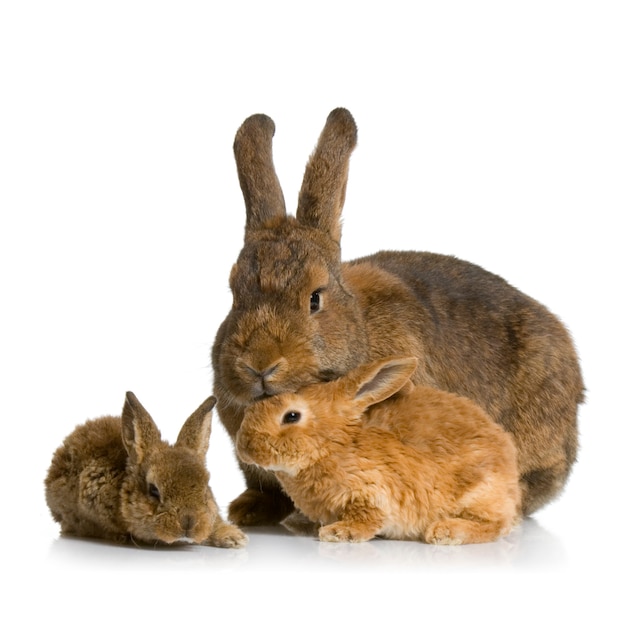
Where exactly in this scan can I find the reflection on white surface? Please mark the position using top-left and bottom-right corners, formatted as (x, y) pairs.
(29, 509), (615, 625)
(46, 516), (565, 573)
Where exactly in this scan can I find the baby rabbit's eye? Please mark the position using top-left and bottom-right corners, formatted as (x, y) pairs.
(148, 483), (161, 501)
(282, 411), (301, 424)
(310, 290), (322, 313)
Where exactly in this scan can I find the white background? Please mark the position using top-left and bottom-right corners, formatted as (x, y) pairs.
(1, 1), (624, 624)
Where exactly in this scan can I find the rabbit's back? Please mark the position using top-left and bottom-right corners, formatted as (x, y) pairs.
(369, 385), (517, 471)
(349, 250), (581, 403)
(47, 416), (126, 478)
(354, 250), (583, 400)
(368, 383), (509, 446)
(45, 416), (127, 538)
(361, 391), (520, 539)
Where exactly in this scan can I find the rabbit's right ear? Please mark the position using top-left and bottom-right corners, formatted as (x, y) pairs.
(175, 396), (216, 458)
(121, 391), (162, 464)
(296, 108), (358, 244)
(234, 113), (287, 236)
(350, 357), (418, 410)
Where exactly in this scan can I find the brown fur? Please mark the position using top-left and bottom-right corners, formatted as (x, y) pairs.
(212, 108), (584, 525)
(236, 357), (521, 544)
(45, 392), (247, 548)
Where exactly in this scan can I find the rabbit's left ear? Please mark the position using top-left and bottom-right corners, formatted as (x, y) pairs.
(350, 357), (418, 410)
(234, 113), (287, 235)
(296, 108), (358, 244)
(121, 391), (163, 464)
(175, 396), (216, 457)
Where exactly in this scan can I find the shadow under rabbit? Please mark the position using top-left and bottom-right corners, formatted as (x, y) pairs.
(314, 517), (566, 571)
(279, 509), (566, 566)
(46, 533), (249, 571)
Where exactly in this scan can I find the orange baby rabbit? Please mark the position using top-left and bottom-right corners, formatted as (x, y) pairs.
(45, 392), (247, 548)
(236, 357), (521, 544)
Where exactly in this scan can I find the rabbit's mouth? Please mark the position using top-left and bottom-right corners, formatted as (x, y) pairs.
(250, 371), (337, 401)
(251, 386), (281, 401)
(248, 374), (315, 401)
(251, 373), (280, 399)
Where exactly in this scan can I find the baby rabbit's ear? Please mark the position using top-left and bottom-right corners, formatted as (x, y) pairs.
(121, 392), (163, 464)
(234, 113), (287, 235)
(175, 396), (216, 457)
(296, 108), (358, 244)
(351, 357), (418, 410)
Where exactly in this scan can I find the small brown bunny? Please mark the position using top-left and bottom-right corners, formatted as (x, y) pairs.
(45, 392), (247, 548)
(213, 108), (584, 525)
(236, 357), (521, 544)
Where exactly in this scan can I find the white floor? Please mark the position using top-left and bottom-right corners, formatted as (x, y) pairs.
(3, 2), (624, 624)
(24, 511), (607, 621)
(18, 497), (621, 624)
(41, 515), (564, 574)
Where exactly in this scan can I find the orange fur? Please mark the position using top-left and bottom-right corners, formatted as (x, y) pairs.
(45, 393), (247, 548)
(236, 357), (521, 544)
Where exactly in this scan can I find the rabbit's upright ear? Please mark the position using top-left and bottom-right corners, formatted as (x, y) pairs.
(234, 113), (287, 235)
(175, 396), (216, 457)
(350, 357), (418, 410)
(121, 392), (163, 464)
(296, 108), (358, 244)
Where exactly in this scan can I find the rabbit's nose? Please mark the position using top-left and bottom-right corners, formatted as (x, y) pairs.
(244, 360), (284, 397)
(246, 363), (279, 380)
(181, 514), (196, 535)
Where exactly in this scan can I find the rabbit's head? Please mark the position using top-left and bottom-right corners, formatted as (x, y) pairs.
(119, 392), (220, 544)
(236, 357), (418, 474)
(214, 109), (368, 407)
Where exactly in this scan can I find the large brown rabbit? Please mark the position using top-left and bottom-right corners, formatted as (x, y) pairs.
(212, 108), (584, 526)
(236, 357), (522, 544)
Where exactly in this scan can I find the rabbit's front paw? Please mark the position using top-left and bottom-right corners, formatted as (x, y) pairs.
(424, 519), (466, 545)
(206, 522), (248, 549)
(318, 521), (376, 543)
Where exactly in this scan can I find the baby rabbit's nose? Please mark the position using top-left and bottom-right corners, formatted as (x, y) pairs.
(181, 514), (196, 535)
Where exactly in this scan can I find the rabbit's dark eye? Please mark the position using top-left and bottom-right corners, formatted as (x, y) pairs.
(310, 290), (322, 313)
(148, 483), (161, 500)
(282, 411), (301, 424)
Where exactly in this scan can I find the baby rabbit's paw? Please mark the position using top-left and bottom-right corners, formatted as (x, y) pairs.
(318, 521), (375, 543)
(206, 520), (249, 549)
(424, 519), (465, 545)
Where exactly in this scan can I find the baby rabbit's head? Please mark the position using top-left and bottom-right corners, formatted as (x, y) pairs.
(235, 393), (321, 474)
(120, 392), (220, 544)
(236, 357), (418, 475)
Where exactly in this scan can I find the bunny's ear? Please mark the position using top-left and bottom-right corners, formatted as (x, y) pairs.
(175, 396), (216, 457)
(296, 108), (358, 244)
(121, 392), (163, 464)
(350, 357), (418, 409)
(234, 113), (287, 235)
